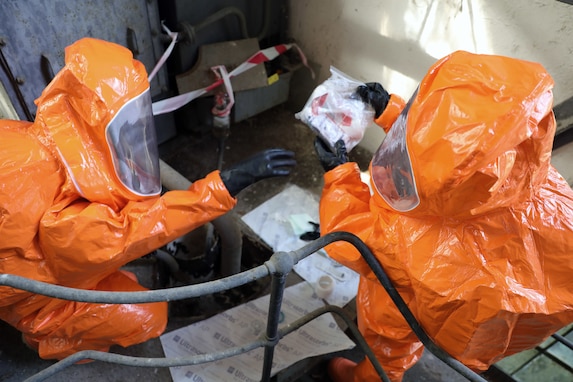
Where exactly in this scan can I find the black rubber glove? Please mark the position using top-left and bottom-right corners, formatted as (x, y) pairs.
(314, 137), (348, 172)
(220, 149), (296, 197)
(356, 82), (390, 118)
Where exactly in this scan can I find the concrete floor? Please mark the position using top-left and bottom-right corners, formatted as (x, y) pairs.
(6, 102), (572, 381)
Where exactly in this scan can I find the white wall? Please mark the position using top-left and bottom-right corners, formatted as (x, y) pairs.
(288, 0), (573, 153)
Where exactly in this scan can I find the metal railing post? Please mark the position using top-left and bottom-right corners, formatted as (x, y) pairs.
(1, 232), (490, 382)
(261, 251), (294, 381)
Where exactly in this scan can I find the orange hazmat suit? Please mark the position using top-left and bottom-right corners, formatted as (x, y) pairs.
(319, 51), (573, 381)
(0, 38), (236, 359)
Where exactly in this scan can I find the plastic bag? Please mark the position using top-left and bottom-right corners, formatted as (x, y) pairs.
(295, 66), (374, 152)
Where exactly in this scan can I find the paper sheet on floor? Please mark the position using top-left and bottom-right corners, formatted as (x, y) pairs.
(160, 282), (355, 382)
(241, 185), (359, 307)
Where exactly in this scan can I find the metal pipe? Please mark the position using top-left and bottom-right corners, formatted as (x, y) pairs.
(159, 159), (192, 190)
(195, 7), (250, 39)
(3, 231), (487, 381)
(159, 159), (243, 276)
(0, 266), (269, 304)
(216, 136), (225, 170)
(261, 253), (289, 381)
(179, 6), (250, 45)
(552, 333), (573, 351)
(25, 338), (268, 382)
(255, 0), (272, 41)
(178, 1), (272, 45)
(214, 210), (243, 277)
(23, 305), (387, 382)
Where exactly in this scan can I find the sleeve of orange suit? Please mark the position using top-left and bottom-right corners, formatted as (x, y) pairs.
(319, 162), (375, 277)
(38, 170), (236, 287)
(320, 162), (424, 380)
(373, 94), (406, 133)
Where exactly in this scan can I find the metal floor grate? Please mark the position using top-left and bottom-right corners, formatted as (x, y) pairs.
(493, 325), (573, 382)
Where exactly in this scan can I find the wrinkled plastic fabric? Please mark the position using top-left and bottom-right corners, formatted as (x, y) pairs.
(295, 66), (375, 152)
(0, 38), (236, 359)
(319, 51), (573, 382)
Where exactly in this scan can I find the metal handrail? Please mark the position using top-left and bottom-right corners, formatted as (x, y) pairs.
(0, 231), (486, 382)
(23, 305), (385, 382)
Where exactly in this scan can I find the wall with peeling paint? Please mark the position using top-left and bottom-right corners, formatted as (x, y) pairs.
(288, 0), (573, 153)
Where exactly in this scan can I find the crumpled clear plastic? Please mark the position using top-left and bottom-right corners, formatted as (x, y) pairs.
(295, 66), (375, 152)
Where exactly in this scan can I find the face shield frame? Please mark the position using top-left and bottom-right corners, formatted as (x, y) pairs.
(105, 88), (161, 197)
(371, 89), (420, 212)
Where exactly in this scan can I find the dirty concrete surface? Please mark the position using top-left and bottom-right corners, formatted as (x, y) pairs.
(0, 104), (472, 382)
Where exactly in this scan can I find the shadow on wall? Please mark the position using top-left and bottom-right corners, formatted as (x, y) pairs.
(288, 0), (483, 85)
(287, 0), (437, 112)
(335, 21), (437, 87)
(288, 0), (573, 151)
(288, 0), (466, 153)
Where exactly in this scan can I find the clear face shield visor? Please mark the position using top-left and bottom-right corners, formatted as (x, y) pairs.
(371, 90), (419, 212)
(106, 89), (161, 196)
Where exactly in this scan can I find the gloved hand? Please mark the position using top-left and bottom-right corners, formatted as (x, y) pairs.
(314, 137), (348, 172)
(356, 82), (390, 118)
(220, 149), (296, 196)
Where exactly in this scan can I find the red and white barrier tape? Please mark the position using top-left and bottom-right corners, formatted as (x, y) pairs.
(148, 22), (178, 82)
(150, 33), (314, 116)
(210, 65), (234, 117)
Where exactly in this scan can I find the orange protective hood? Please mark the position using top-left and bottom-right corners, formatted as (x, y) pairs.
(374, 51), (555, 218)
(34, 38), (152, 209)
(320, 51), (573, 379)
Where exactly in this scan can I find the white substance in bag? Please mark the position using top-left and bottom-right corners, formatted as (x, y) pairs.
(295, 66), (374, 151)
